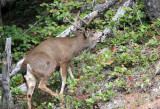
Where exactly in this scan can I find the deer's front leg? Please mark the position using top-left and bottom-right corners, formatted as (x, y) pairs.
(59, 63), (68, 95)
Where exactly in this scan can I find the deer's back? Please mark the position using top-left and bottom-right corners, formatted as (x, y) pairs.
(22, 37), (74, 77)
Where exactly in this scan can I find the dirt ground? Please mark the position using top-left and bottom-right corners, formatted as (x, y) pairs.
(101, 75), (160, 109)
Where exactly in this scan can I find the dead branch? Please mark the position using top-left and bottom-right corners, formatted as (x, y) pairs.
(10, 58), (25, 78)
(1, 37), (12, 109)
(73, 0), (133, 61)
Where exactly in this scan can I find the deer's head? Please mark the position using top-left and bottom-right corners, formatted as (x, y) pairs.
(66, 12), (103, 45)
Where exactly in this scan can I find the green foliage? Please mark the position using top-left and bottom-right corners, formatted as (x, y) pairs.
(11, 86), (24, 97)
(11, 86), (26, 106)
(145, 36), (159, 47)
(0, 25), (38, 62)
(32, 0), (89, 38)
(10, 74), (24, 87)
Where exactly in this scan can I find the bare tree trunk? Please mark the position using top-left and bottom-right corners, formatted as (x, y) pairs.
(1, 37), (12, 109)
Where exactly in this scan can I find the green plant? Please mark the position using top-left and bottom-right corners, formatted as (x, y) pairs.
(145, 36), (159, 47)
(10, 74), (24, 87)
(11, 86), (25, 103)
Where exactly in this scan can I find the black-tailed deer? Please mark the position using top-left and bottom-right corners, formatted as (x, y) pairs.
(22, 12), (103, 109)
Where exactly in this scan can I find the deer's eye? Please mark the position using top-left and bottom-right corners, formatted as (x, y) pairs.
(93, 31), (96, 34)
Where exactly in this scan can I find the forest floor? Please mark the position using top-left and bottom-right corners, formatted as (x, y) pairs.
(101, 73), (160, 109)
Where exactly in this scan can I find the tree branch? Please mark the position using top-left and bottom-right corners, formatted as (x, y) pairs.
(10, 58), (25, 78)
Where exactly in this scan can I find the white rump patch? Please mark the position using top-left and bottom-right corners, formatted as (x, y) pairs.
(24, 64), (36, 88)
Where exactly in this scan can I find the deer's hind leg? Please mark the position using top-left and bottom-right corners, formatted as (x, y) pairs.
(25, 64), (36, 109)
(38, 77), (59, 97)
(38, 64), (59, 97)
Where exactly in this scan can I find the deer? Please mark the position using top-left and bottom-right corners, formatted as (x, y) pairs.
(21, 12), (103, 109)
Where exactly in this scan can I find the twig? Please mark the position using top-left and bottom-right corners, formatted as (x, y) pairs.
(133, 3), (143, 25)
(22, 13), (49, 36)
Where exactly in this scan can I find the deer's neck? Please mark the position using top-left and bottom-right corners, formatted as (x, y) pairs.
(70, 34), (89, 56)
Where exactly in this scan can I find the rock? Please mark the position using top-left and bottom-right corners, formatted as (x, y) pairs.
(144, 0), (160, 21)
(155, 61), (160, 75)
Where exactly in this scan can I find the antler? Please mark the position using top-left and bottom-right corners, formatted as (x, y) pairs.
(66, 12), (85, 32)
(78, 12), (94, 28)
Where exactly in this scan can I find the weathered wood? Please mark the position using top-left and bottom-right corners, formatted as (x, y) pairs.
(112, 0), (133, 21)
(16, 83), (27, 93)
(0, 58), (25, 88)
(10, 58), (25, 78)
(1, 37), (12, 109)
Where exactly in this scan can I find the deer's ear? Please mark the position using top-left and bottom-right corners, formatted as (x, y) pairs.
(84, 31), (89, 38)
